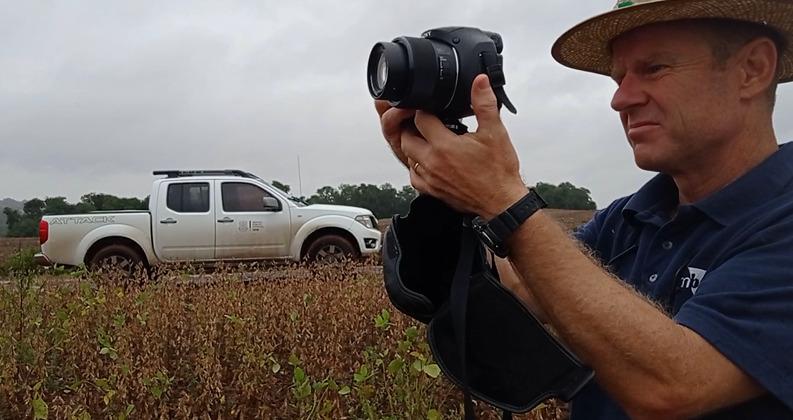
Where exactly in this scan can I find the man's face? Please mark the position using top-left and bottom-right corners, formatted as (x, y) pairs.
(609, 22), (743, 175)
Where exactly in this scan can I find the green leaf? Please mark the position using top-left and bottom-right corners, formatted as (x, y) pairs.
(312, 380), (328, 391)
(271, 361), (281, 374)
(422, 364), (441, 379)
(387, 358), (404, 376)
(427, 409), (441, 420)
(353, 365), (370, 383)
(405, 326), (419, 340)
(288, 353), (301, 366)
(328, 379), (339, 391)
(338, 385), (351, 395)
(95, 378), (110, 391)
(32, 397), (48, 419)
(374, 309), (391, 329)
(103, 390), (115, 406)
(411, 359), (423, 372)
(293, 367), (306, 384)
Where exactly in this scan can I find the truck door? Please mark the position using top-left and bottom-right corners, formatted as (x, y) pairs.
(153, 181), (215, 261)
(214, 180), (291, 259)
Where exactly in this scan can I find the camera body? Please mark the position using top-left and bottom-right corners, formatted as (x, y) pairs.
(367, 27), (516, 129)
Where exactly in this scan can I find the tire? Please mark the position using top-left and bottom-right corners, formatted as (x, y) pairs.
(305, 234), (358, 263)
(89, 244), (147, 277)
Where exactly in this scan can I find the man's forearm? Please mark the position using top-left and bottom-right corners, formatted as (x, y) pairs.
(505, 210), (762, 418)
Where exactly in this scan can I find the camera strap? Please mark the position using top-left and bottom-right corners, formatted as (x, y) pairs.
(450, 219), (476, 419)
(480, 51), (517, 114)
(451, 220), (514, 420)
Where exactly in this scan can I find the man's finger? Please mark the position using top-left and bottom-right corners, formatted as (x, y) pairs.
(470, 74), (503, 133)
(400, 129), (431, 166)
(409, 166), (433, 196)
(414, 110), (456, 144)
(381, 107), (415, 139)
(375, 100), (391, 118)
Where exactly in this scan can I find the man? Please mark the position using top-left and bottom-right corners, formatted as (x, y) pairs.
(375, 0), (793, 418)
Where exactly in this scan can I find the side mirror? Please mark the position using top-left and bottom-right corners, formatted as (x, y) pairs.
(263, 196), (281, 211)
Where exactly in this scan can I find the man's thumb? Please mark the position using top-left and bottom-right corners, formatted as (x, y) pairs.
(471, 74), (501, 130)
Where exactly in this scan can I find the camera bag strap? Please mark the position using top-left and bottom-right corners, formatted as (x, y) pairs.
(449, 219), (514, 419)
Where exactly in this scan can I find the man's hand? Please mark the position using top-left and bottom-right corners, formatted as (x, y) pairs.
(375, 100), (415, 169)
(398, 74), (528, 219)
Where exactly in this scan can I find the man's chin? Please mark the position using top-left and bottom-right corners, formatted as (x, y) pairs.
(632, 151), (666, 173)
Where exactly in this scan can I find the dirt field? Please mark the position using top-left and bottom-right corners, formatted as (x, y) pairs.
(0, 237), (38, 262)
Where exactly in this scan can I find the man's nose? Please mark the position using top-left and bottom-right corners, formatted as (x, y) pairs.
(610, 73), (647, 112)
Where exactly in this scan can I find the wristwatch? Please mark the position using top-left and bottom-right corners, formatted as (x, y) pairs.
(471, 189), (547, 258)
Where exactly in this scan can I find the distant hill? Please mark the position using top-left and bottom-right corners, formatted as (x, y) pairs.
(0, 198), (25, 236)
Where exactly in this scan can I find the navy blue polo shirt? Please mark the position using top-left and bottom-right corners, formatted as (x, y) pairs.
(570, 143), (793, 419)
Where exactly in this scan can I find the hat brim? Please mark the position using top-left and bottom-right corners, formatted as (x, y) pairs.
(551, 0), (793, 82)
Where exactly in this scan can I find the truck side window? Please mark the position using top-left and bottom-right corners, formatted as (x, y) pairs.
(222, 182), (281, 212)
(167, 183), (210, 213)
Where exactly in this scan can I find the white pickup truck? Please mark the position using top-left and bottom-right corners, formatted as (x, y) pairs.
(35, 170), (382, 271)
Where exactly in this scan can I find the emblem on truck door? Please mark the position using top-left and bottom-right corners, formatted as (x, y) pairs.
(49, 216), (116, 225)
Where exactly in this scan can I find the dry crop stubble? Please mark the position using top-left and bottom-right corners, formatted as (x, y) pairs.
(0, 260), (569, 419)
(0, 207), (594, 418)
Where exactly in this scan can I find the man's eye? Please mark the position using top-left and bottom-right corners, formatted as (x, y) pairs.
(647, 64), (668, 74)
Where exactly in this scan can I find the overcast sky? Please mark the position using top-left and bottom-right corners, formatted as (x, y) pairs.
(2, 0), (793, 209)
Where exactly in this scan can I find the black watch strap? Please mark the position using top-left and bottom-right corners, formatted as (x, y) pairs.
(473, 189), (547, 257)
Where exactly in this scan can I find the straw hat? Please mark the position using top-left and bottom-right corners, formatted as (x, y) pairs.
(551, 0), (793, 82)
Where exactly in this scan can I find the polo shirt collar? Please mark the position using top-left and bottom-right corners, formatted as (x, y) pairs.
(694, 142), (793, 226)
(622, 173), (678, 227)
(622, 142), (793, 227)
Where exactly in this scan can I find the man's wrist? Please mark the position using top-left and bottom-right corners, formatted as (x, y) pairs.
(481, 184), (530, 221)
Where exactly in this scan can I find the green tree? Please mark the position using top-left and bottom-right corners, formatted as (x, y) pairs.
(4, 208), (37, 237)
(271, 180), (291, 193)
(4, 193), (150, 237)
(534, 181), (597, 210)
(22, 199), (46, 220)
(307, 183), (416, 219)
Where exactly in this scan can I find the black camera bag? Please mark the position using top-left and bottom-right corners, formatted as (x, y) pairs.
(382, 195), (593, 418)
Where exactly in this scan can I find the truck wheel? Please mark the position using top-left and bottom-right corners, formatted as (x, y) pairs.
(305, 235), (357, 263)
(89, 244), (146, 277)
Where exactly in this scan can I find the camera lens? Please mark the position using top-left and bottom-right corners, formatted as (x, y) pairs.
(367, 42), (408, 100)
(376, 54), (388, 91)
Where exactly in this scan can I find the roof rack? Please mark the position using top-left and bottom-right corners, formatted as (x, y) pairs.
(153, 170), (259, 179)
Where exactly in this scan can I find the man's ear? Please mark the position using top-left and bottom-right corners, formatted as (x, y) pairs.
(735, 37), (778, 101)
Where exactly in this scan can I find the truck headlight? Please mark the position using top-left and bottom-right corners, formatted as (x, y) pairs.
(355, 215), (375, 229)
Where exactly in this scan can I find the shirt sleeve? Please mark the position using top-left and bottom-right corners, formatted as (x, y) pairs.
(674, 223), (793, 411)
(573, 208), (605, 248)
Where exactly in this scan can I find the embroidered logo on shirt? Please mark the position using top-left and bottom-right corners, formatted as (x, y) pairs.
(679, 267), (707, 295)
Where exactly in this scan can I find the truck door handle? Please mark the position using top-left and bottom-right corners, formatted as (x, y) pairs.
(217, 217), (234, 223)
(160, 218), (177, 224)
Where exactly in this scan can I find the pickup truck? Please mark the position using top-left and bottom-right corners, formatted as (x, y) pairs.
(35, 170), (382, 271)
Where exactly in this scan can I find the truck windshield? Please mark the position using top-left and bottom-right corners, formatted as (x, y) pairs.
(288, 196), (308, 207)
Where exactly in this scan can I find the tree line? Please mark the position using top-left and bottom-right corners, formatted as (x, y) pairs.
(2, 181), (595, 237)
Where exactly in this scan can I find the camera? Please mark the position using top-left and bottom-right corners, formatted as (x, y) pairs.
(367, 27), (516, 133)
